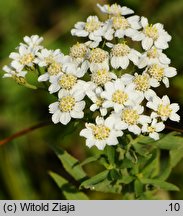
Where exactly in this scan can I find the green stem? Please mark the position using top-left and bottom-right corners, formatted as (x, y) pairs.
(24, 83), (38, 90)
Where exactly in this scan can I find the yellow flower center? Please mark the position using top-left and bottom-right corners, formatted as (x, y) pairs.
(121, 109), (139, 125)
(48, 62), (62, 75)
(147, 47), (158, 58)
(133, 74), (150, 92)
(108, 4), (121, 16)
(89, 48), (108, 63)
(157, 104), (172, 117)
(91, 69), (111, 86)
(59, 96), (75, 112)
(13, 75), (26, 85)
(45, 55), (55, 64)
(20, 53), (34, 65)
(112, 16), (130, 30)
(148, 64), (164, 81)
(85, 18), (101, 32)
(70, 43), (87, 59)
(144, 25), (159, 40)
(147, 126), (156, 133)
(112, 90), (128, 105)
(59, 74), (77, 90)
(111, 43), (130, 57)
(96, 97), (104, 107)
(91, 125), (110, 140)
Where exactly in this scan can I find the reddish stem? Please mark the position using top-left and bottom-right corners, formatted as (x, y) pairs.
(0, 120), (52, 146)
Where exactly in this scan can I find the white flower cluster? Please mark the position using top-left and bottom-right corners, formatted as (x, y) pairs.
(3, 35), (43, 82)
(3, 3), (180, 150)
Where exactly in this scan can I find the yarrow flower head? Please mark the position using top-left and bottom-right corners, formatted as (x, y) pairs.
(89, 48), (109, 72)
(142, 116), (165, 140)
(110, 105), (151, 135)
(37, 49), (71, 82)
(49, 87), (86, 125)
(2, 3), (180, 151)
(133, 17), (172, 50)
(80, 116), (123, 150)
(147, 95), (180, 122)
(71, 16), (104, 48)
(21, 35), (44, 50)
(97, 3), (134, 17)
(109, 42), (140, 69)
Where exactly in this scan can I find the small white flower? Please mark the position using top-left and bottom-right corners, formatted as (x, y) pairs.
(90, 68), (116, 87)
(37, 49), (70, 82)
(146, 63), (177, 87)
(80, 116), (123, 150)
(35, 48), (64, 67)
(138, 46), (171, 68)
(133, 17), (171, 50)
(3, 65), (27, 78)
(89, 48), (109, 72)
(21, 35), (43, 51)
(69, 42), (89, 65)
(121, 73), (158, 100)
(71, 16), (104, 46)
(104, 15), (141, 40)
(109, 42), (141, 69)
(97, 3), (134, 16)
(49, 87), (86, 125)
(146, 95), (180, 122)
(142, 117), (165, 140)
(111, 105), (151, 135)
(86, 87), (107, 116)
(101, 79), (142, 112)
(9, 45), (37, 71)
(48, 63), (87, 94)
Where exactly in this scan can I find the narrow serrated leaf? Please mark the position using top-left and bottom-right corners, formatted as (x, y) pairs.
(141, 150), (160, 178)
(106, 146), (115, 165)
(134, 179), (144, 197)
(52, 146), (87, 182)
(140, 178), (179, 191)
(170, 146), (183, 168)
(80, 170), (109, 189)
(49, 172), (89, 200)
(155, 132), (183, 150)
(80, 156), (100, 167)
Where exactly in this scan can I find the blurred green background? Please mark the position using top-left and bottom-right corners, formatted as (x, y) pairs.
(0, 0), (182, 199)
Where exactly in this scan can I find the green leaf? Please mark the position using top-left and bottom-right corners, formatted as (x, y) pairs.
(120, 158), (134, 169)
(141, 150), (160, 178)
(80, 170), (109, 189)
(106, 146), (115, 165)
(133, 142), (154, 156)
(118, 169), (134, 184)
(157, 158), (172, 181)
(89, 179), (122, 194)
(126, 150), (138, 163)
(49, 172), (89, 200)
(134, 179), (144, 197)
(140, 178), (179, 191)
(98, 156), (109, 168)
(80, 170), (122, 194)
(80, 155), (100, 167)
(155, 132), (183, 150)
(52, 146), (87, 182)
(170, 145), (183, 168)
(108, 169), (121, 181)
